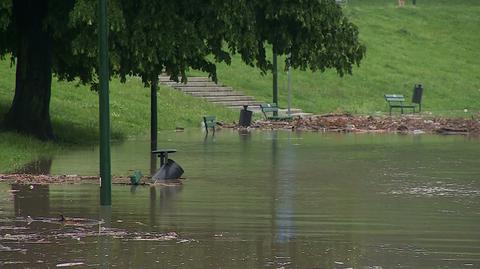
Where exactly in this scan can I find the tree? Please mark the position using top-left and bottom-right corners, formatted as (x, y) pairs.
(0, 0), (365, 140)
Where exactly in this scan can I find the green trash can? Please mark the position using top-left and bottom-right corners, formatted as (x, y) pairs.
(129, 170), (143, 185)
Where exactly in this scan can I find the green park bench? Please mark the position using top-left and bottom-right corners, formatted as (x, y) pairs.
(384, 84), (423, 115)
(260, 103), (293, 121)
(203, 116), (216, 134)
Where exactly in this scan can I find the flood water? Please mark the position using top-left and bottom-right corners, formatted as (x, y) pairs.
(1, 130), (479, 268)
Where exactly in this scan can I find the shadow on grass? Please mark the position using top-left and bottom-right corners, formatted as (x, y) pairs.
(0, 101), (125, 145)
(52, 120), (125, 145)
(0, 100), (8, 122)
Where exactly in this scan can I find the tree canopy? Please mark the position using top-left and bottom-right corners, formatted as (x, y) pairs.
(0, 0), (365, 139)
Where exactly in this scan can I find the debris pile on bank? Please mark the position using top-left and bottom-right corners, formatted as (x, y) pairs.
(0, 173), (185, 185)
(0, 174), (126, 184)
(241, 114), (480, 135)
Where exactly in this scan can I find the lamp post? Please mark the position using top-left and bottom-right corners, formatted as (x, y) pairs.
(98, 0), (111, 206)
(287, 54), (292, 117)
(272, 51), (278, 116)
(150, 77), (158, 152)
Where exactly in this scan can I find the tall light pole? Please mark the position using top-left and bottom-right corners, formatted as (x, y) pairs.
(272, 50), (278, 116)
(287, 55), (292, 117)
(150, 77), (158, 152)
(98, 0), (111, 206)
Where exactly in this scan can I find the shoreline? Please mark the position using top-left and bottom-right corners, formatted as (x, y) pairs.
(228, 114), (480, 136)
(0, 174), (183, 185)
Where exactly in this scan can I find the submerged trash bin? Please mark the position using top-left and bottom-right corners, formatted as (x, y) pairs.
(152, 159), (184, 180)
(239, 105), (252, 127)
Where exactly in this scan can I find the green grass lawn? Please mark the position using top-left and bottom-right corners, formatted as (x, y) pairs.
(193, 0), (480, 116)
(1, 0), (479, 172)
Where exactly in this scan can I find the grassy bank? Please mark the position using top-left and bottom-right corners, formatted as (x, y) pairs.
(194, 0), (480, 116)
(0, 60), (237, 172)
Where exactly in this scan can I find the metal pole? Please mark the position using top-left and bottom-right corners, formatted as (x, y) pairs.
(287, 55), (292, 117)
(150, 77), (158, 152)
(98, 0), (111, 206)
(272, 50), (278, 116)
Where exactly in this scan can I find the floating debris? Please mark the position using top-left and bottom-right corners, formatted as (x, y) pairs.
(56, 262), (85, 267)
(0, 243), (27, 253)
(1, 216), (184, 244)
(24, 215), (104, 227)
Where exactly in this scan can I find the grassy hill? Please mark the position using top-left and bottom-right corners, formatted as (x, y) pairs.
(198, 0), (480, 115)
(1, 0), (479, 171)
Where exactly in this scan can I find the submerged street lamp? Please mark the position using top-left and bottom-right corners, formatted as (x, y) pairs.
(98, 0), (111, 206)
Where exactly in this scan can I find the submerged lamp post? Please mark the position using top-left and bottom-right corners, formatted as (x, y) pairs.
(98, 0), (111, 206)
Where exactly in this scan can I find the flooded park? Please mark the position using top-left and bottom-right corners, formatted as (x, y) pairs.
(1, 130), (479, 268)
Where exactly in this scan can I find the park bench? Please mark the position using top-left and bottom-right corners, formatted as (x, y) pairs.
(203, 116), (216, 133)
(384, 84), (423, 115)
(260, 103), (293, 121)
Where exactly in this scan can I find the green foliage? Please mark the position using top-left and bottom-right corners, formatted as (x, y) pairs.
(0, 0), (364, 87)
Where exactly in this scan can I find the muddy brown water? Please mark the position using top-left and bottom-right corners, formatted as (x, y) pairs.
(1, 130), (479, 268)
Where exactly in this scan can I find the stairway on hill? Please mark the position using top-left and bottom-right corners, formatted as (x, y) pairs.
(159, 75), (312, 118)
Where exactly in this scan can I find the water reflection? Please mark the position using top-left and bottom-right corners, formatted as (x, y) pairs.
(274, 132), (296, 244)
(99, 206), (112, 269)
(149, 184), (183, 227)
(268, 131), (298, 267)
(1, 130), (479, 268)
(12, 184), (49, 217)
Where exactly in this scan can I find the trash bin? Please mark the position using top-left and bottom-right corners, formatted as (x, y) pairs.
(239, 105), (252, 127)
(152, 159), (184, 180)
(413, 84), (423, 112)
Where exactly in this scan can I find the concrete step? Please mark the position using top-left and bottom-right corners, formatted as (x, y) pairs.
(202, 96), (255, 102)
(214, 100), (262, 107)
(159, 76), (211, 83)
(177, 87), (233, 92)
(228, 105), (261, 111)
(189, 91), (244, 97)
(164, 81), (219, 87)
(161, 76), (311, 117)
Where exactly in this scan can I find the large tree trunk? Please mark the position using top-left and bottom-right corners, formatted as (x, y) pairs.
(3, 0), (53, 140)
